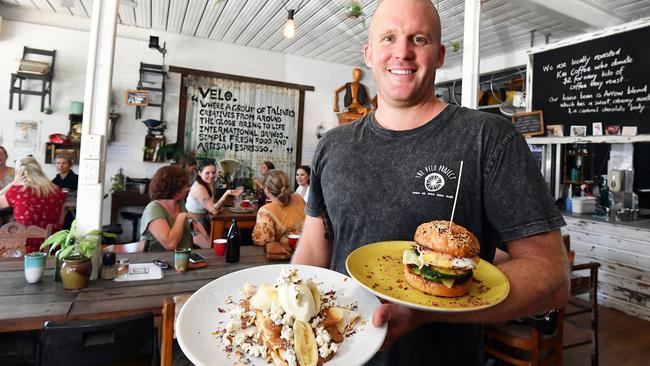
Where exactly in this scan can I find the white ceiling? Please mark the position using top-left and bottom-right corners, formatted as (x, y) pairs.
(1, 0), (649, 70)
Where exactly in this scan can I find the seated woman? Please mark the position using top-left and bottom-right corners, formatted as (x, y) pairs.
(140, 165), (205, 251)
(51, 154), (78, 192)
(252, 170), (306, 254)
(251, 161), (275, 192)
(186, 159), (241, 239)
(0, 146), (15, 193)
(0, 156), (67, 253)
(295, 165), (311, 203)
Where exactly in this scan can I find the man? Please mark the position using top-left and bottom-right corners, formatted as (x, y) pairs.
(292, 0), (569, 364)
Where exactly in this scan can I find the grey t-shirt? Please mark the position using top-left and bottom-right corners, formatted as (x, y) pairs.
(307, 105), (565, 365)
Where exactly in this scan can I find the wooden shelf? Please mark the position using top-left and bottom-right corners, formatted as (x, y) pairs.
(45, 142), (80, 164)
(527, 135), (650, 144)
(143, 135), (165, 162)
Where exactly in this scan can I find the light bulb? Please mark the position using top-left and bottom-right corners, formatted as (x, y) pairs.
(284, 9), (296, 39)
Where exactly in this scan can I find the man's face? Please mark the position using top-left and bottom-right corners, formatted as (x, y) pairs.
(364, 0), (445, 108)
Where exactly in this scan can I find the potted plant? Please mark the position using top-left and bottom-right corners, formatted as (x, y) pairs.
(40, 220), (115, 289)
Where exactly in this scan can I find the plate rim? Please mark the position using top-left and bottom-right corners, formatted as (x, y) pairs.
(345, 241), (510, 313)
(176, 263), (387, 366)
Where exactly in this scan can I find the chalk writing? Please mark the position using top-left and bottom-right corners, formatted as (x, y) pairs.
(190, 87), (296, 155)
(532, 25), (650, 133)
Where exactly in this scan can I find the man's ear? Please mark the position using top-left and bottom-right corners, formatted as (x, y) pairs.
(363, 44), (372, 68)
(435, 43), (446, 69)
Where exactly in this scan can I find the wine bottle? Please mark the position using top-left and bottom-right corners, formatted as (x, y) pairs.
(257, 189), (266, 209)
(226, 218), (241, 263)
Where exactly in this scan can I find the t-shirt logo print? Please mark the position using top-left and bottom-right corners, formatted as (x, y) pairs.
(413, 163), (458, 199)
(424, 172), (445, 192)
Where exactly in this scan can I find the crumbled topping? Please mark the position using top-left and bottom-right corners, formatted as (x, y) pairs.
(315, 327), (331, 347)
(215, 267), (359, 365)
(319, 342), (338, 359)
(241, 282), (257, 299)
(283, 348), (297, 366)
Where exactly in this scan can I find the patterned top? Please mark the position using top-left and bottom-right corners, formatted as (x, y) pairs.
(5, 185), (66, 254)
(0, 171), (14, 191)
(252, 194), (306, 247)
(5, 185), (67, 231)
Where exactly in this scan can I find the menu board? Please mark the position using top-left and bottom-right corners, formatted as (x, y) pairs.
(512, 111), (544, 136)
(532, 25), (650, 133)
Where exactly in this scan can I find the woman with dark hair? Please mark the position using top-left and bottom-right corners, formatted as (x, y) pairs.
(252, 170), (305, 253)
(140, 165), (202, 251)
(252, 160), (275, 191)
(186, 159), (241, 230)
(295, 165), (311, 203)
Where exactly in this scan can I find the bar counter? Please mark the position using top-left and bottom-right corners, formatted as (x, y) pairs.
(563, 212), (650, 321)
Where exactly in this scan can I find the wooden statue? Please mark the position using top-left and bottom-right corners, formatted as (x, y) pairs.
(334, 68), (373, 124)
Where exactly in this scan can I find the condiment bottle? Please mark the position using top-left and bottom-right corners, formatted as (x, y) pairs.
(257, 189), (266, 208)
(101, 252), (117, 280)
(116, 258), (130, 278)
(226, 218), (241, 263)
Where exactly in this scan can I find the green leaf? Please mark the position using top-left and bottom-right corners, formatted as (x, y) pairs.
(40, 231), (69, 249)
(57, 246), (75, 260)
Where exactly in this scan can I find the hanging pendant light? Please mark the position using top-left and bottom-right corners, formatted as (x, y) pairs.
(283, 9), (296, 39)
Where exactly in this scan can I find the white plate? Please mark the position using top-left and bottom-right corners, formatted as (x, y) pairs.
(176, 264), (387, 366)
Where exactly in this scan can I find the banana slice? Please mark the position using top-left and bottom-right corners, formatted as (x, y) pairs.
(293, 320), (318, 366)
(308, 283), (321, 312)
(250, 283), (278, 310)
(277, 283), (317, 322)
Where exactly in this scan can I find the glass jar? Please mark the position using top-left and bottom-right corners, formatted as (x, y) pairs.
(101, 252), (117, 280)
(116, 258), (130, 278)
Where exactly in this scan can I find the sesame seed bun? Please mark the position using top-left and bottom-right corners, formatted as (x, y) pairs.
(414, 220), (480, 258)
(403, 265), (472, 297)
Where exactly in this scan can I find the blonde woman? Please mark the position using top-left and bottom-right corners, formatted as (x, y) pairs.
(0, 156), (67, 253)
(252, 170), (305, 254)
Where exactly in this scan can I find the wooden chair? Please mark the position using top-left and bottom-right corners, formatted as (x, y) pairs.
(160, 297), (175, 366)
(563, 234), (600, 366)
(0, 222), (52, 258)
(101, 240), (147, 253)
(37, 313), (155, 366)
(484, 235), (573, 366)
(485, 308), (565, 366)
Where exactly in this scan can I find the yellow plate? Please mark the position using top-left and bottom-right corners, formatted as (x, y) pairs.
(346, 241), (510, 312)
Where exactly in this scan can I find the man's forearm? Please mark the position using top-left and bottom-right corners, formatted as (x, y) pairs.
(291, 215), (331, 268)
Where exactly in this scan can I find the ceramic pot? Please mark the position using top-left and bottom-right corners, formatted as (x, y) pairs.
(60, 256), (92, 289)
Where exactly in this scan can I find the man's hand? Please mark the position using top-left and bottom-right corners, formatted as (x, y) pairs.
(372, 302), (427, 351)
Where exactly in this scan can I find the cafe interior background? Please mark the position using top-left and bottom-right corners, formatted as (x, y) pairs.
(1, 0), (650, 362)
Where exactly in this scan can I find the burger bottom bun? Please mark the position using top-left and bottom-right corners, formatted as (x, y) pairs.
(403, 265), (472, 298)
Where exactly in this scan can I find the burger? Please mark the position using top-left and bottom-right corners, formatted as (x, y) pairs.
(402, 220), (480, 297)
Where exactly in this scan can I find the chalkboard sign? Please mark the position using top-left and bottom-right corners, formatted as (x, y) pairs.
(512, 110), (544, 136)
(532, 24), (650, 134)
(125, 90), (148, 106)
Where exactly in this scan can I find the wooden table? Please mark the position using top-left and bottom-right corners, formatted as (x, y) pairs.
(0, 246), (273, 333)
(211, 207), (258, 242)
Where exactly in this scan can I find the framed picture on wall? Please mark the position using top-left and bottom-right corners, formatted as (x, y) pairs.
(570, 125), (587, 137)
(546, 124), (564, 137)
(592, 122), (603, 136)
(126, 90), (148, 106)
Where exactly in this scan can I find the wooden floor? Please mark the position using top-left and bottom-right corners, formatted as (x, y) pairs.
(563, 300), (650, 366)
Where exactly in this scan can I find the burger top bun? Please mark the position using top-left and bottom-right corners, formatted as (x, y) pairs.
(414, 220), (480, 258)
